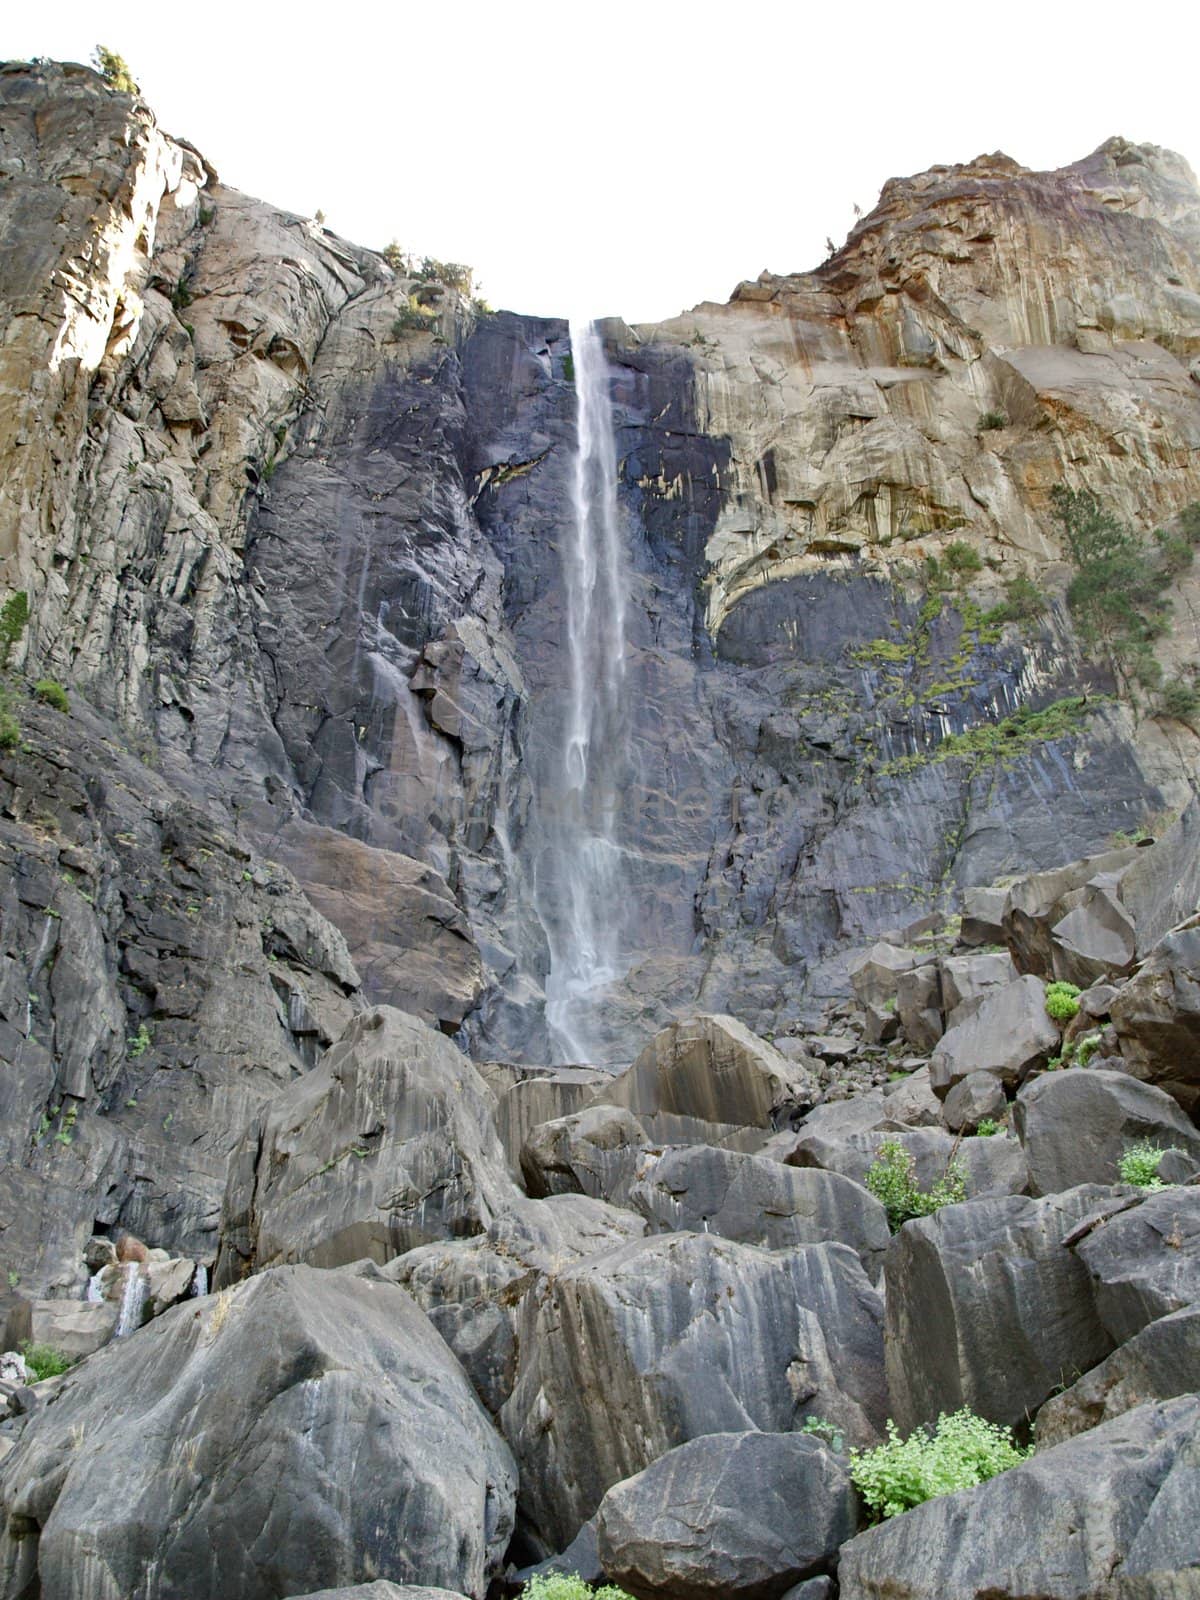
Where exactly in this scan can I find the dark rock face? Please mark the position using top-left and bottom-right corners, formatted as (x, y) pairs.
(216, 1008), (513, 1280)
(1035, 1304), (1200, 1447)
(0, 1266), (516, 1600)
(883, 1187), (1118, 1432)
(1111, 925), (1200, 1116)
(837, 1397), (1200, 1600)
(0, 704), (358, 1296)
(1013, 1069), (1200, 1196)
(596, 1432), (857, 1600)
(500, 1231), (885, 1553)
(1075, 1187), (1200, 1345)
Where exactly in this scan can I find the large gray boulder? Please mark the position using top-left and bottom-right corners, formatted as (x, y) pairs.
(499, 1232), (885, 1552)
(838, 1396), (1200, 1599)
(628, 1145), (890, 1276)
(520, 1104), (649, 1205)
(1013, 1068), (1200, 1195)
(895, 963), (942, 1051)
(1036, 1304), (1200, 1447)
(940, 1071), (1006, 1133)
(938, 949), (1017, 1025)
(601, 1016), (818, 1141)
(485, 1066), (608, 1173)
(0, 1266), (516, 1600)
(1111, 924), (1200, 1116)
(929, 975), (1059, 1096)
(217, 1007), (513, 1279)
(296, 1589), (468, 1600)
(596, 1432), (857, 1600)
(1000, 846), (1140, 977)
(884, 1187), (1118, 1432)
(388, 1195), (646, 1414)
(1075, 1187), (1200, 1345)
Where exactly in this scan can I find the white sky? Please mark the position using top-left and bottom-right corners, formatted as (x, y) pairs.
(5, 1), (1199, 323)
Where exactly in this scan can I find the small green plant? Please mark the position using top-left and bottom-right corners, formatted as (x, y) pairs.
(33, 680), (69, 714)
(978, 410), (1007, 431)
(0, 591), (29, 668)
(800, 1415), (846, 1452)
(382, 240), (413, 273)
(391, 298), (433, 337)
(1044, 981), (1081, 1023)
(943, 539), (984, 577)
(975, 1117), (1001, 1137)
(866, 1140), (968, 1232)
(850, 1409), (1029, 1521)
(983, 573), (1047, 628)
(127, 1022), (152, 1059)
(1074, 1031), (1103, 1067)
(91, 46), (138, 94)
(19, 1341), (75, 1381)
(519, 1575), (635, 1600)
(1118, 1140), (1180, 1191)
(562, 353), (575, 383)
(1158, 678), (1200, 723)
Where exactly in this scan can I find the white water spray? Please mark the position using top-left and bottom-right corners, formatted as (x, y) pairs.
(540, 320), (631, 1063)
(114, 1261), (147, 1337)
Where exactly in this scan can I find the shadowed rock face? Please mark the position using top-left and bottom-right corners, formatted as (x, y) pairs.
(2, 60), (1198, 1062)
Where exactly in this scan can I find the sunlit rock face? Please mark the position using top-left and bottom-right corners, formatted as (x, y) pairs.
(2, 58), (1199, 1062)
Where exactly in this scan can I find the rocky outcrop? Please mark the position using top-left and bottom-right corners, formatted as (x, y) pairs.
(596, 1432), (857, 1600)
(0, 1266), (517, 1600)
(216, 1008), (513, 1280)
(1075, 1187), (1200, 1344)
(1013, 1069), (1200, 1195)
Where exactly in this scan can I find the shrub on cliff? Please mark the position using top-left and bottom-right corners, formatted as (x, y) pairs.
(520, 1573), (634, 1600)
(850, 1410), (1028, 1520)
(91, 46), (138, 95)
(865, 1140), (966, 1232)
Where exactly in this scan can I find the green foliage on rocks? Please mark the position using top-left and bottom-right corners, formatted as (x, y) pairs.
(977, 410), (1007, 431)
(1051, 487), (1200, 697)
(982, 572), (1047, 629)
(1044, 981), (1081, 1024)
(0, 592), (29, 670)
(1118, 1140), (1179, 1191)
(850, 1410), (1029, 1520)
(91, 46), (138, 95)
(520, 1573), (635, 1600)
(20, 1341), (75, 1381)
(34, 679), (69, 714)
(865, 1139), (967, 1232)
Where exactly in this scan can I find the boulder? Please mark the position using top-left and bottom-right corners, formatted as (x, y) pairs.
(1075, 1187), (1200, 1345)
(928, 975), (1058, 1096)
(940, 1071), (1006, 1133)
(217, 1007), (513, 1279)
(596, 1431), (857, 1600)
(958, 885), (1007, 948)
(1048, 877), (1138, 987)
(388, 1195), (646, 1414)
(1035, 1304), (1200, 1447)
(1013, 1069), (1200, 1196)
(895, 964), (942, 1052)
(26, 1299), (117, 1361)
(879, 1068), (942, 1127)
(628, 1146), (890, 1276)
(837, 1396), (1200, 1600)
(488, 1067), (608, 1173)
(601, 1016), (818, 1140)
(884, 1187), (1118, 1432)
(1000, 847), (1140, 976)
(1110, 924), (1200, 1115)
(145, 1257), (198, 1319)
(849, 944), (924, 1010)
(938, 949), (1017, 1025)
(499, 1232), (885, 1552)
(0, 1266), (516, 1600)
(512, 1520), (603, 1586)
(520, 1104), (648, 1205)
(296, 1587), (469, 1600)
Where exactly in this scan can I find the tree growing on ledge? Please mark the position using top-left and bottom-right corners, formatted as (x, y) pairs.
(92, 46), (138, 95)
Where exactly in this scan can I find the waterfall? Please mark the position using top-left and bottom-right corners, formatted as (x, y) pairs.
(114, 1261), (148, 1337)
(540, 320), (631, 1064)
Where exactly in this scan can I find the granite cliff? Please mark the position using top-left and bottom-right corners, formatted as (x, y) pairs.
(0, 55), (1199, 1599)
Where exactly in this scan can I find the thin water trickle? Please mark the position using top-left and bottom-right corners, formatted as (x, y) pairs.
(114, 1262), (148, 1337)
(540, 320), (631, 1064)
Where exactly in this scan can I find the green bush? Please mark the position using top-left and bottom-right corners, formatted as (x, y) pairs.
(974, 1117), (1001, 1137)
(19, 1340), (74, 1381)
(977, 411), (1007, 431)
(34, 679), (69, 714)
(1159, 679), (1200, 722)
(91, 45), (138, 94)
(0, 591), (29, 669)
(943, 540), (984, 577)
(799, 1415), (846, 1451)
(1118, 1140), (1179, 1191)
(866, 1139), (967, 1232)
(850, 1409), (1029, 1521)
(382, 240), (413, 273)
(1044, 980), (1081, 1023)
(983, 573), (1047, 628)
(519, 1574), (635, 1600)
